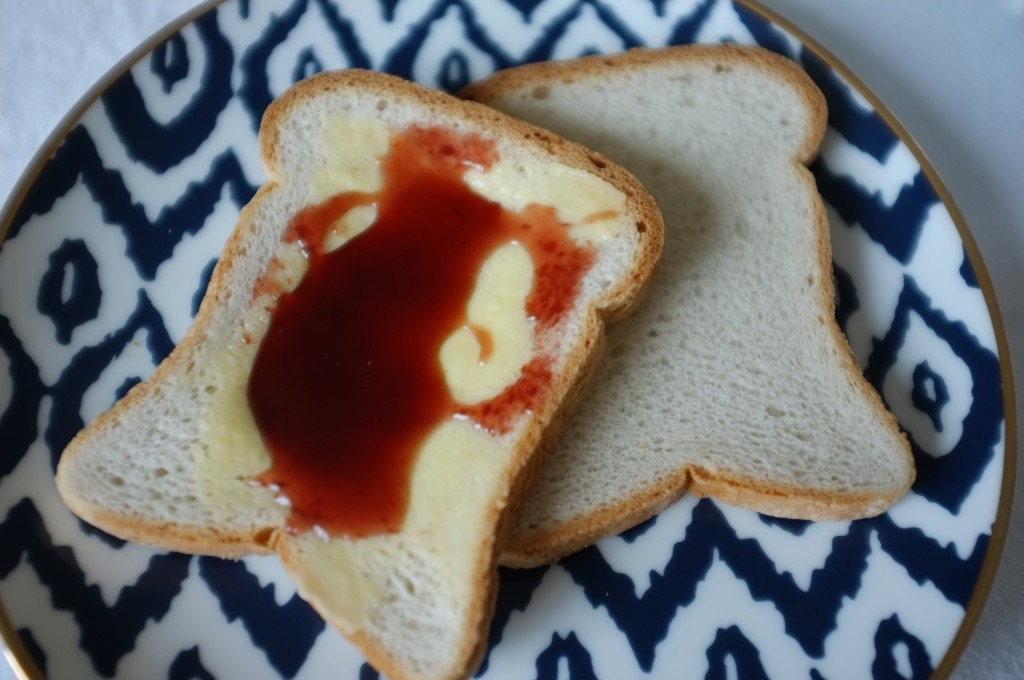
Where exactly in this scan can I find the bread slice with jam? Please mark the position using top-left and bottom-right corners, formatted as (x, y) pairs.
(460, 44), (915, 568)
(55, 69), (662, 680)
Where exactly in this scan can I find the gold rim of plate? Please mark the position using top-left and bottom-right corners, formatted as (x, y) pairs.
(0, 1), (1016, 679)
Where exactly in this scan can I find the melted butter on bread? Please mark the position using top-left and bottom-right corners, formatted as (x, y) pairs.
(268, 241), (309, 290)
(193, 309), (277, 511)
(287, 531), (383, 625)
(195, 115), (633, 532)
(311, 115), (388, 200)
(279, 419), (511, 630)
(440, 242), (534, 404)
(196, 345), (264, 480)
(464, 159), (628, 244)
(398, 419), (510, 586)
(324, 204), (378, 253)
(195, 114), (630, 549)
(285, 418), (508, 629)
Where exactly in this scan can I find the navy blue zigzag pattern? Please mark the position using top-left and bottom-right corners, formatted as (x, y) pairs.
(238, 0), (371, 129)
(197, 558), (326, 678)
(0, 499), (192, 677)
(11, 125), (258, 280)
(103, 11), (235, 172)
(865, 276), (1002, 512)
(552, 501), (982, 670)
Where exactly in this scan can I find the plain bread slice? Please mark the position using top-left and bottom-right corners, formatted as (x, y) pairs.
(460, 44), (915, 567)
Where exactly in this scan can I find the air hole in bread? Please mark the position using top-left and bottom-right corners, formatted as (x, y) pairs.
(204, 384), (217, 394)
(110, 475), (125, 487)
(588, 154), (607, 169)
(376, 98), (388, 111)
(713, 63), (732, 73)
(154, 467), (169, 478)
(253, 527), (274, 547)
(636, 220), (647, 233)
(766, 405), (786, 418)
(531, 84), (549, 100)
(788, 429), (813, 442)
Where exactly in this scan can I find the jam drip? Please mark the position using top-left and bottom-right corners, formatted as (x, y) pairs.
(247, 125), (595, 538)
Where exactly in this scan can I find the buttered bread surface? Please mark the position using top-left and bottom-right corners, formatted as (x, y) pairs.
(54, 69), (662, 680)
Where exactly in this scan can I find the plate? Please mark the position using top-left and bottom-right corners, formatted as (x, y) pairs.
(0, 1), (1013, 678)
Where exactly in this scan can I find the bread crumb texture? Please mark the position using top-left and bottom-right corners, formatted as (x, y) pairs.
(459, 44), (914, 567)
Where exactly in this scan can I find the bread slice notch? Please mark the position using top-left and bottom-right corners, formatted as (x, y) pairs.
(54, 69), (662, 680)
(460, 44), (915, 568)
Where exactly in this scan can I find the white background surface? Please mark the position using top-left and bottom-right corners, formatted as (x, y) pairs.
(1, 1), (1021, 679)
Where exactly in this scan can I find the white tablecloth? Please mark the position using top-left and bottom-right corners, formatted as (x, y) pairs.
(1, 1), (1022, 679)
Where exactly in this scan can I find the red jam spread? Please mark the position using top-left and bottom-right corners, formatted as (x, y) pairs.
(247, 125), (596, 538)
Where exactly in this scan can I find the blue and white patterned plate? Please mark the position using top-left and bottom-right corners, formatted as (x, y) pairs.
(0, 1), (1013, 679)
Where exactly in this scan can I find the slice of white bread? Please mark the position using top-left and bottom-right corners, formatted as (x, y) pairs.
(460, 44), (915, 568)
(54, 69), (662, 680)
